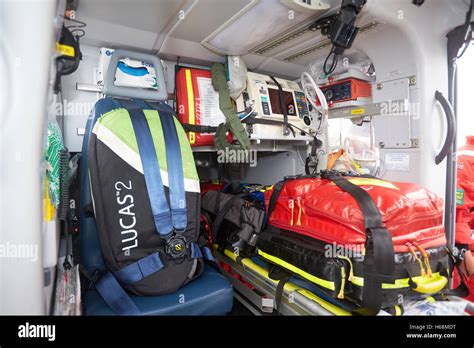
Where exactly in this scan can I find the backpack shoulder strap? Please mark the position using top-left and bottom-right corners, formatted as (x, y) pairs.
(158, 109), (187, 232)
(128, 108), (174, 236)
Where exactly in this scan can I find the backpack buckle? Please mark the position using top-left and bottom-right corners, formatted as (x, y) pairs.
(165, 234), (188, 260)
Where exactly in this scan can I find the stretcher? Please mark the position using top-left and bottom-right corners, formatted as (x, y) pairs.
(214, 246), (474, 316)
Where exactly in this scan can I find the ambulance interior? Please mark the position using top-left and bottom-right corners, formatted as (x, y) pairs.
(1, 0), (474, 316)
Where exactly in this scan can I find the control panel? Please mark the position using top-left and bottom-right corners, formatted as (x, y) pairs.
(294, 90), (310, 120)
(319, 78), (372, 109)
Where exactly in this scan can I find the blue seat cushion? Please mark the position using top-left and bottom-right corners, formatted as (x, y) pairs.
(83, 265), (233, 316)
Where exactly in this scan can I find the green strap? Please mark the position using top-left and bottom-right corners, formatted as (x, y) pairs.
(213, 123), (230, 152)
(213, 122), (248, 153)
(211, 63), (250, 151)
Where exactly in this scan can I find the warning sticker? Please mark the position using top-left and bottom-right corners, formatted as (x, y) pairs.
(351, 108), (365, 115)
(196, 77), (226, 128)
(384, 153), (410, 172)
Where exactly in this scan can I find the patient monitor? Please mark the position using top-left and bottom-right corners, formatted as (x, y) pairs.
(235, 72), (315, 141)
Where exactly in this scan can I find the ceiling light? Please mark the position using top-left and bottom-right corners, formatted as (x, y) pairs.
(201, 0), (330, 55)
(283, 40), (332, 62)
(282, 20), (382, 62)
(253, 24), (312, 55)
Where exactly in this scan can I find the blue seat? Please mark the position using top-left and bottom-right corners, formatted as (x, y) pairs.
(83, 266), (233, 316)
(79, 97), (233, 316)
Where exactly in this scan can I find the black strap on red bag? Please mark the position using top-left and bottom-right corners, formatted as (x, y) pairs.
(267, 171), (395, 315)
(266, 180), (287, 221)
(321, 172), (395, 315)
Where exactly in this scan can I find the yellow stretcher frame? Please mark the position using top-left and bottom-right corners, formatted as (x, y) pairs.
(214, 246), (456, 316)
(214, 246), (351, 316)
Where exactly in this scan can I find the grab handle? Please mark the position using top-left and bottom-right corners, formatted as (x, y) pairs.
(434, 91), (456, 165)
(410, 273), (448, 294)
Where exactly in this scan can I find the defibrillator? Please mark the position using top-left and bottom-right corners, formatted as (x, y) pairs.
(235, 72), (315, 141)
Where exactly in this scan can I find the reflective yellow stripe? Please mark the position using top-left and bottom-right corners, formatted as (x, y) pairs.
(347, 178), (399, 190)
(258, 250), (336, 291)
(351, 272), (444, 289)
(185, 69), (195, 144)
(216, 246), (349, 316)
(394, 305), (402, 316)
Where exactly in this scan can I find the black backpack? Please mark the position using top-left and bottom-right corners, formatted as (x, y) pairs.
(88, 98), (209, 314)
(202, 184), (266, 257)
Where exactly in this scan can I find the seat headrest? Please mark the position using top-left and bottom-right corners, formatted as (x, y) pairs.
(102, 49), (168, 102)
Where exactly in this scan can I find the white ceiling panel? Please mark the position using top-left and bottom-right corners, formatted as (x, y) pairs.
(201, 0), (325, 55)
(171, 0), (253, 42)
(78, 18), (159, 51)
(77, 0), (186, 33)
(159, 36), (226, 65)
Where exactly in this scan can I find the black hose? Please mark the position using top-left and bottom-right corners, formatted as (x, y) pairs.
(323, 47), (339, 76)
(59, 148), (72, 269)
(59, 149), (70, 221)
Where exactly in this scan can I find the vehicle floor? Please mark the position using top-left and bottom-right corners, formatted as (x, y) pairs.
(228, 298), (254, 316)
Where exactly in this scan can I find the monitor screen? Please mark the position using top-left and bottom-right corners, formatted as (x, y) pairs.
(268, 88), (297, 116)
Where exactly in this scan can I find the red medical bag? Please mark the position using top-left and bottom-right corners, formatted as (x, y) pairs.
(176, 67), (227, 147)
(258, 174), (448, 311)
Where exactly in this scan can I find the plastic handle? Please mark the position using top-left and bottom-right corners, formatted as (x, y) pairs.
(102, 49), (167, 101)
(434, 91), (456, 165)
(411, 273), (448, 294)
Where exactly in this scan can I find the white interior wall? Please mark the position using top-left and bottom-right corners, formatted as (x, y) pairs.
(0, 0), (57, 315)
(347, 0), (468, 198)
(60, 44), (101, 153)
(457, 43), (474, 146)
